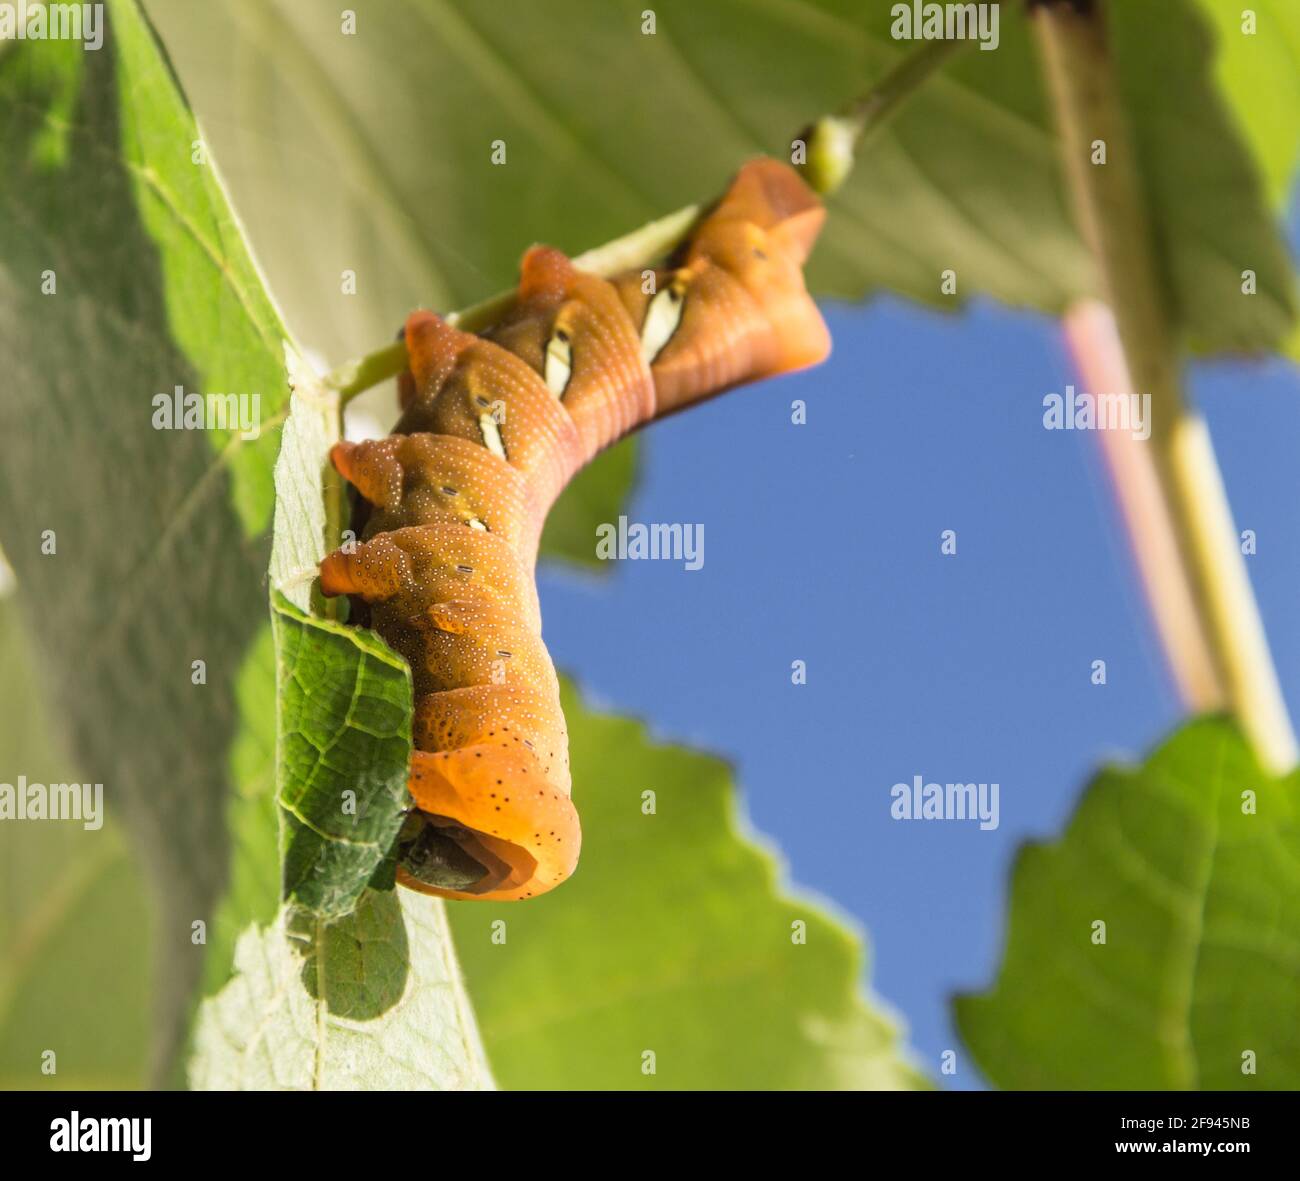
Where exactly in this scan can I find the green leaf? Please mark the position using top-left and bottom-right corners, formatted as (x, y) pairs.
(448, 679), (926, 1090)
(189, 889), (493, 1089)
(273, 594), (412, 918)
(1103, 0), (1297, 354)
(0, 597), (153, 1089)
(261, 358), (418, 917)
(0, 0), (292, 1075)
(199, 619), (280, 1001)
(955, 717), (1300, 1090)
(1193, 0), (1300, 209)
(188, 283), (492, 1091)
(1190, 0), (1300, 363)
(145, 0), (1295, 356)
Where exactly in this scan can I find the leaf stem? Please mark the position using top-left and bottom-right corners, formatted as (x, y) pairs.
(323, 339), (406, 406)
(1063, 301), (1222, 709)
(798, 37), (968, 196)
(1033, 0), (1296, 772)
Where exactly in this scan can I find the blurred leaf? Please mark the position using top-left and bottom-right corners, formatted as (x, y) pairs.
(1102, 0), (1297, 354)
(0, 0), (292, 1075)
(1193, 0), (1300, 209)
(0, 599), (153, 1090)
(189, 889), (492, 1089)
(273, 594), (412, 918)
(142, 0), (1065, 349)
(955, 717), (1300, 1090)
(199, 620), (280, 1000)
(449, 679), (926, 1090)
(1190, 0), (1300, 364)
(145, 0), (1294, 359)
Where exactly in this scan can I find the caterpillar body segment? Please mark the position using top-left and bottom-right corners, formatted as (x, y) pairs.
(319, 158), (829, 900)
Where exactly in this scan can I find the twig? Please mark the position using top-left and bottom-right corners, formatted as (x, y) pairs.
(799, 37), (968, 195)
(1033, 0), (1296, 772)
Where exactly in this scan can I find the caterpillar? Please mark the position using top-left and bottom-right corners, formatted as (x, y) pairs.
(319, 157), (830, 901)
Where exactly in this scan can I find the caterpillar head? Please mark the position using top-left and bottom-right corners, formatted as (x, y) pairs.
(397, 747), (581, 901)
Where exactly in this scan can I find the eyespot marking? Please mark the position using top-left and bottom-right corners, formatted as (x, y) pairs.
(478, 412), (507, 459)
(544, 328), (573, 398)
(641, 278), (686, 364)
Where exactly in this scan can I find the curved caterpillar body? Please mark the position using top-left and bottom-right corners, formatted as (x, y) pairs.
(319, 158), (830, 901)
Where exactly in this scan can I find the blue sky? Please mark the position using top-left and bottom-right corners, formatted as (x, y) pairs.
(535, 195), (1300, 1089)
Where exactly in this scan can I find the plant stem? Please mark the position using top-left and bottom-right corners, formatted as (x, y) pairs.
(1033, 0), (1297, 772)
(324, 339), (406, 406)
(798, 37), (968, 196)
(1063, 300), (1222, 709)
(799, 36), (968, 196)
(847, 35), (967, 135)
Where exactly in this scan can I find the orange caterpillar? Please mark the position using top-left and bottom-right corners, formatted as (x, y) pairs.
(319, 158), (830, 901)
